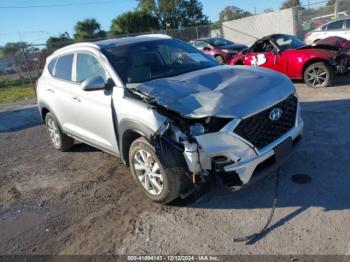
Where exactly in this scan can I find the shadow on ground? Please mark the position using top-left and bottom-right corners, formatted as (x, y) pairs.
(0, 106), (42, 132)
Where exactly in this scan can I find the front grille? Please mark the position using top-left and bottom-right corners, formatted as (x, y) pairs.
(235, 95), (298, 150)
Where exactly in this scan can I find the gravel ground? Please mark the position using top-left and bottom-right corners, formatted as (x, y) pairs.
(0, 79), (350, 256)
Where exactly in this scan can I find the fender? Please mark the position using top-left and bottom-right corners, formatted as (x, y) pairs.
(37, 100), (53, 122)
(118, 118), (159, 163)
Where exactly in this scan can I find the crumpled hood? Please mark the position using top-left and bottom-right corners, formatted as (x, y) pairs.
(131, 65), (295, 119)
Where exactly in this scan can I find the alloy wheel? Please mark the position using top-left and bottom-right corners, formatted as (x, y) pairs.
(133, 149), (164, 195)
(47, 118), (61, 147)
(305, 65), (328, 87)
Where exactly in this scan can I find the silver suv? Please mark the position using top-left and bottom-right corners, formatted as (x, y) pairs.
(37, 34), (303, 204)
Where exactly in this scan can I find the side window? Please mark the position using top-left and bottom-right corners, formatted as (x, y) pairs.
(327, 20), (344, 30)
(76, 53), (106, 83)
(252, 40), (272, 53)
(47, 58), (57, 75)
(54, 54), (74, 81)
(346, 19), (350, 29)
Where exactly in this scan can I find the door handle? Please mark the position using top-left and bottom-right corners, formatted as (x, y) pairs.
(46, 88), (55, 93)
(72, 96), (81, 102)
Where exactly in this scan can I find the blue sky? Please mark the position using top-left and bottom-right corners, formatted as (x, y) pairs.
(0, 0), (285, 45)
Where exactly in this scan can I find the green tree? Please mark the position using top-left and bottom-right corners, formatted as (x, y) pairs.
(138, 0), (209, 29)
(46, 33), (73, 49)
(326, 0), (336, 5)
(280, 0), (302, 9)
(2, 42), (28, 56)
(110, 10), (159, 36)
(181, 0), (210, 27)
(219, 6), (252, 22)
(74, 18), (106, 41)
(138, 0), (156, 13)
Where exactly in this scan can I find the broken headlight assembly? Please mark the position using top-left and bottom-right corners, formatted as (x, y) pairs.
(187, 117), (232, 136)
(189, 123), (205, 136)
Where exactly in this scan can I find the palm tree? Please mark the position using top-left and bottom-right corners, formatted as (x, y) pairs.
(74, 18), (107, 41)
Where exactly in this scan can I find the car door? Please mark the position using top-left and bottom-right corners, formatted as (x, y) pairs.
(49, 53), (81, 136)
(243, 40), (286, 74)
(72, 52), (119, 154)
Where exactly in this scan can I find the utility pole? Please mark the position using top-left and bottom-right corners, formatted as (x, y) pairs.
(335, 0), (339, 19)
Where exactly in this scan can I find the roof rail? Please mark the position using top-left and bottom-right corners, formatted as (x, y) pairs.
(53, 42), (100, 54)
(136, 34), (172, 39)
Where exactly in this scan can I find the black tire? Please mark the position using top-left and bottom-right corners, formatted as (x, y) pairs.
(303, 62), (334, 88)
(128, 137), (183, 204)
(45, 112), (74, 151)
(215, 55), (225, 64)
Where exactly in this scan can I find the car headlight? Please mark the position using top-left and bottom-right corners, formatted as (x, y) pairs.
(189, 123), (206, 136)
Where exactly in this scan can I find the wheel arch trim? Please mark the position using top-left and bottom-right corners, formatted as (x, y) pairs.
(118, 118), (156, 164)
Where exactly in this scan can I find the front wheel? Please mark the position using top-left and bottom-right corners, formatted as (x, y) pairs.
(303, 62), (334, 88)
(128, 137), (183, 204)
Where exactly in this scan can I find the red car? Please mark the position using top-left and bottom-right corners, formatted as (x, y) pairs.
(229, 34), (348, 87)
(189, 37), (247, 64)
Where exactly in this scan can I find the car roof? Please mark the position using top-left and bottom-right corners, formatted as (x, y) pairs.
(53, 34), (172, 55)
(95, 34), (172, 48)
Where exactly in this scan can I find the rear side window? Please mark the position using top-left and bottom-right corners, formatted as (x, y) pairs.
(327, 20), (344, 30)
(47, 58), (57, 74)
(54, 54), (74, 81)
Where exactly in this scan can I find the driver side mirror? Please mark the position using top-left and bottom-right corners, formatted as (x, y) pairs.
(81, 75), (106, 91)
(203, 47), (211, 51)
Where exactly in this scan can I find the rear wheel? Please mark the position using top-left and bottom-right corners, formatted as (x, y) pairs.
(129, 137), (183, 204)
(45, 112), (74, 151)
(215, 55), (225, 64)
(303, 62), (334, 88)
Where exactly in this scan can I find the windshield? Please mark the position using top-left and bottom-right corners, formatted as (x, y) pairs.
(272, 35), (305, 51)
(205, 38), (234, 47)
(102, 39), (218, 84)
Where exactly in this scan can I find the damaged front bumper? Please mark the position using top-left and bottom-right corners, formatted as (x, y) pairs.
(184, 97), (303, 188)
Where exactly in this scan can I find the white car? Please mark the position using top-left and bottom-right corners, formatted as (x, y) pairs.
(305, 17), (350, 44)
(36, 34), (303, 204)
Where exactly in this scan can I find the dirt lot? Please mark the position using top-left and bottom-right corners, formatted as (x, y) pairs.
(1, 79), (350, 256)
